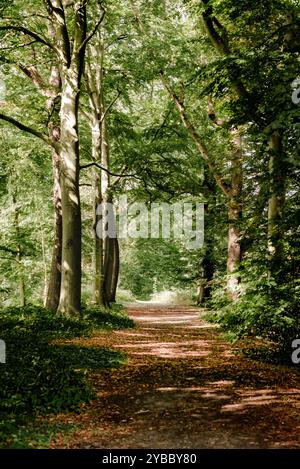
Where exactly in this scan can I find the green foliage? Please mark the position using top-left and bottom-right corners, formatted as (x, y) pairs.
(0, 0), (299, 393)
(119, 238), (195, 300)
(1, 421), (81, 449)
(207, 276), (300, 361)
(81, 304), (135, 330)
(0, 305), (133, 447)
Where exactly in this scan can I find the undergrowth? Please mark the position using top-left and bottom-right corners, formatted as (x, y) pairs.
(0, 304), (134, 447)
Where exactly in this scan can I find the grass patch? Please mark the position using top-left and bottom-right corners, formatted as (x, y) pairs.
(0, 304), (133, 448)
(1, 421), (81, 449)
(81, 304), (135, 331)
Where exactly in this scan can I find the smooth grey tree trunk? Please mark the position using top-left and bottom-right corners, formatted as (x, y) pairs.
(45, 62), (63, 310)
(58, 73), (82, 315)
(45, 147), (62, 310)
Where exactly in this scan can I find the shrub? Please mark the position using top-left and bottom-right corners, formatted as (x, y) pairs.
(0, 304), (133, 446)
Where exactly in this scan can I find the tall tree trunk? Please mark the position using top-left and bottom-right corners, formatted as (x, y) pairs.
(101, 119), (120, 306)
(48, 0), (88, 316)
(45, 147), (62, 309)
(16, 54), (63, 309)
(85, 31), (120, 307)
(12, 193), (25, 307)
(227, 131), (243, 299)
(85, 37), (109, 306)
(45, 63), (62, 310)
(101, 101), (112, 306)
(91, 118), (107, 306)
(268, 132), (285, 277)
(57, 73), (82, 315)
(109, 237), (120, 303)
(104, 237), (114, 302)
(14, 32), (63, 310)
(197, 196), (215, 306)
(104, 234), (119, 303)
(41, 231), (48, 305)
(202, 3), (245, 299)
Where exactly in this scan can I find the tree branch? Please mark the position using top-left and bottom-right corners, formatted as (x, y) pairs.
(80, 161), (140, 179)
(78, 7), (105, 53)
(201, 1), (248, 98)
(0, 113), (59, 149)
(81, 90), (121, 128)
(101, 89), (121, 123)
(106, 34), (128, 50)
(0, 40), (37, 51)
(19, 64), (57, 98)
(45, 0), (71, 66)
(129, 0), (145, 33)
(160, 73), (230, 197)
(0, 25), (53, 49)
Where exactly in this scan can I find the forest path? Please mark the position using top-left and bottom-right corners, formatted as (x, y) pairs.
(50, 305), (300, 449)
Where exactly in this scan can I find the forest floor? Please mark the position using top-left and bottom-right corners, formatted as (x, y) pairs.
(47, 305), (300, 449)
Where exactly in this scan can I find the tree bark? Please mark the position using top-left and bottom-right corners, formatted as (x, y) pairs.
(85, 27), (120, 307)
(109, 237), (120, 303)
(197, 251), (214, 305)
(85, 37), (109, 306)
(12, 193), (25, 307)
(51, 0), (88, 315)
(227, 131), (243, 299)
(45, 62), (62, 309)
(57, 72), (83, 315)
(196, 196), (215, 306)
(91, 118), (107, 306)
(104, 233), (119, 303)
(45, 147), (62, 309)
(201, 3), (245, 299)
(101, 100), (112, 306)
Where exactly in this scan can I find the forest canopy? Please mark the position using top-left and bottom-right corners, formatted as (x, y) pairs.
(0, 0), (299, 353)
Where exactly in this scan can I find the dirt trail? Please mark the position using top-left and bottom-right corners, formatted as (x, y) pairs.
(50, 305), (300, 449)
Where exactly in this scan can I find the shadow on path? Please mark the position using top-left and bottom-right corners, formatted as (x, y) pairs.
(49, 304), (300, 449)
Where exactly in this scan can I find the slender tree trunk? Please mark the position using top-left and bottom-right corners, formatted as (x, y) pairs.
(109, 237), (120, 303)
(85, 38), (109, 306)
(197, 252), (214, 306)
(12, 193), (25, 307)
(17, 253), (25, 307)
(41, 231), (48, 305)
(227, 200), (242, 297)
(45, 147), (62, 309)
(227, 131), (243, 299)
(197, 196), (215, 306)
(101, 102), (113, 306)
(104, 237), (114, 302)
(201, 3), (246, 299)
(104, 232), (120, 303)
(91, 118), (107, 306)
(15, 35), (63, 310)
(85, 32), (120, 307)
(268, 132), (285, 277)
(45, 63), (62, 310)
